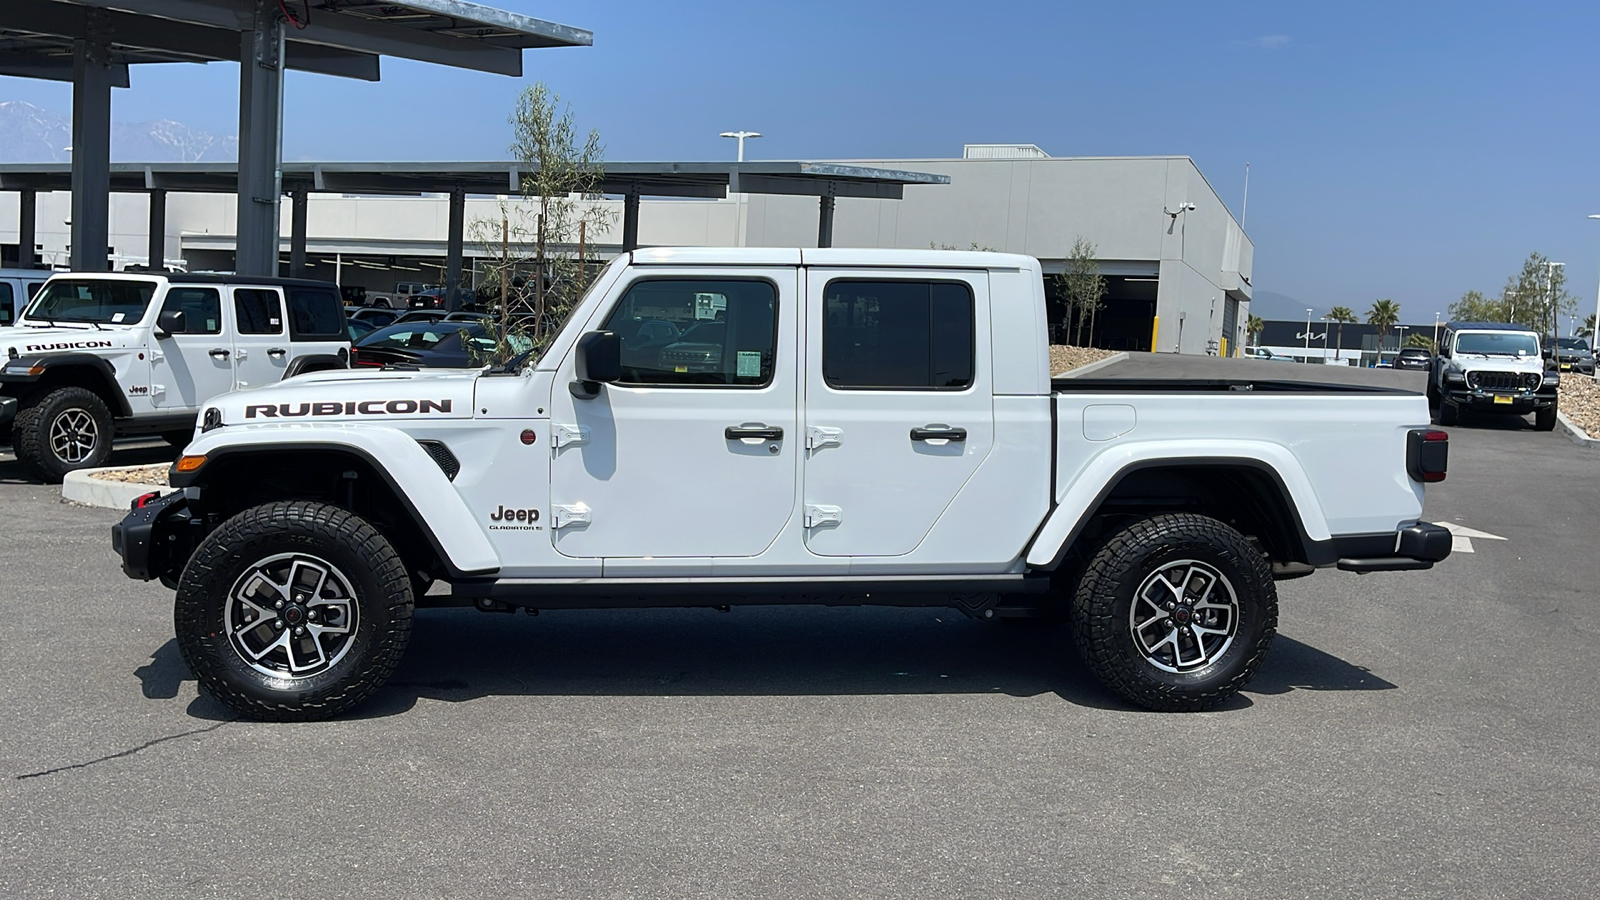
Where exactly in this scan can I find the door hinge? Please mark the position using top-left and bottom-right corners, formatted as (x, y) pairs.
(551, 424), (590, 450)
(552, 502), (591, 529)
(805, 426), (842, 450)
(804, 504), (842, 528)
(151, 383), (166, 398)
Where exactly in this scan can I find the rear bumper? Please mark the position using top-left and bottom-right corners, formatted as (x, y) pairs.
(1332, 522), (1453, 573)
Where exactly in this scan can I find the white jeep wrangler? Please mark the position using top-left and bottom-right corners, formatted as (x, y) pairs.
(112, 249), (1452, 720)
(1, 273), (350, 480)
(1426, 321), (1557, 430)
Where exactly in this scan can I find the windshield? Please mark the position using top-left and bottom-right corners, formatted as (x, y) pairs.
(361, 322), (475, 351)
(1556, 337), (1589, 351)
(23, 279), (157, 324)
(1455, 331), (1540, 357)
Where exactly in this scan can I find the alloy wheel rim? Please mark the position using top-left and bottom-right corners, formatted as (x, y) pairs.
(1129, 559), (1240, 673)
(225, 553), (360, 680)
(48, 409), (98, 463)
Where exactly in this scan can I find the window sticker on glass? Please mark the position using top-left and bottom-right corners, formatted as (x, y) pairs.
(111, 312), (125, 322)
(736, 351), (762, 378)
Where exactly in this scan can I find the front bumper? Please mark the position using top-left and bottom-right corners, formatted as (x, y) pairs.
(111, 490), (202, 586)
(1444, 387), (1555, 412)
(0, 395), (15, 427)
(1322, 522), (1453, 573)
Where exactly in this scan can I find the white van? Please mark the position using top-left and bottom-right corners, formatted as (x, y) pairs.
(0, 268), (52, 326)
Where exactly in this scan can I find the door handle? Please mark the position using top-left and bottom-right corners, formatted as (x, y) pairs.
(725, 424), (784, 441)
(267, 347), (286, 358)
(209, 348), (231, 360)
(910, 425), (966, 442)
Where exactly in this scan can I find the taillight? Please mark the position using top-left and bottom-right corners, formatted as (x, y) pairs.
(1406, 429), (1449, 483)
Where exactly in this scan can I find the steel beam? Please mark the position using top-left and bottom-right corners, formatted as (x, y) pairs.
(147, 189), (166, 270)
(234, 2), (285, 277)
(621, 188), (641, 251)
(444, 187), (465, 311)
(289, 190), (308, 278)
(817, 195), (836, 249)
(731, 173), (902, 200)
(70, 31), (115, 271)
(18, 190), (38, 269)
(0, 52), (130, 87)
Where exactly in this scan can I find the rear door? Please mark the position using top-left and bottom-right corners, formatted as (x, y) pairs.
(284, 284), (350, 366)
(229, 286), (289, 388)
(801, 269), (994, 556)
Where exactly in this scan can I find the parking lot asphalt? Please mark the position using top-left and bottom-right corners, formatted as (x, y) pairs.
(4, 357), (1598, 899)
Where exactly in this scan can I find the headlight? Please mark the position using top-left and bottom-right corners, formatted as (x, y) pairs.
(1444, 370), (1466, 383)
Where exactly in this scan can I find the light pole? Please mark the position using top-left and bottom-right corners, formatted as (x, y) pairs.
(719, 130), (762, 162)
(1304, 308), (1313, 363)
(1322, 316), (1330, 362)
(1589, 214), (1600, 381)
(1544, 261), (1565, 362)
(1396, 324), (1407, 357)
(1433, 311), (1441, 349)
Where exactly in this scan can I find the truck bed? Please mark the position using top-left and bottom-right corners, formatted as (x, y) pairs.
(1052, 377), (1415, 395)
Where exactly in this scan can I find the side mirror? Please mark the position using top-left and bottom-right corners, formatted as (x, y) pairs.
(155, 309), (186, 337)
(569, 330), (621, 399)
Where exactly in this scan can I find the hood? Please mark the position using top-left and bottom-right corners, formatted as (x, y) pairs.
(2, 325), (141, 358)
(209, 368), (480, 426)
(1450, 352), (1544, 372)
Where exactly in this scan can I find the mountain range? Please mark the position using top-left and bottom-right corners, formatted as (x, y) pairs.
(0, 100), (236, 163)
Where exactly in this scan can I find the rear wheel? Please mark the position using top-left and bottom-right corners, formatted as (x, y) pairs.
(1071, 513), (1277, 711)
(1534, 405), (1557, 432)
(174, 501), (414, 721)
(13, 386), (114, 481)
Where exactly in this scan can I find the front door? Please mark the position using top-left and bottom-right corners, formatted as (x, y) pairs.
(548, 268), (799, 559)
(150, 285), (234, 410)
(802, 269), (994, 557)
(229, 287), (290, 388)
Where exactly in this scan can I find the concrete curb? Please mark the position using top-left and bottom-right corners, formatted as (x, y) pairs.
(1555, 411), (1600, 448)
(1055, 352), (1130, 379)
(62, 469), (167, 509)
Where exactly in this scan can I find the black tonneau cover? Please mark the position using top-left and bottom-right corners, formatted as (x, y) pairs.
(1052, 378), (1415, 395)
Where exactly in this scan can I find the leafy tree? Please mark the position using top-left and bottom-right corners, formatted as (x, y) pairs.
(1447, 289), (1501, 323)
(1367, 298), (1401, 348)
(1498, 252), (1575, 333)
(1327, 305), (1357, 354)
(472, 82), (612, 364)
(1246, 313), (1264, 345)
(1055, 236), (1106, 346)
(1404, 332), (1434, 350)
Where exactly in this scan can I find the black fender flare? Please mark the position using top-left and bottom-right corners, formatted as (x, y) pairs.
(283, 353), (350, 379)
(0, 353), (132, 416)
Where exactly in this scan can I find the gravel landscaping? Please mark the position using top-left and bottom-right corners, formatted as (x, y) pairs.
(1050, 344), (1117, 375)
(88, 463), (169, 486)
(1558, 375), (1600, 438)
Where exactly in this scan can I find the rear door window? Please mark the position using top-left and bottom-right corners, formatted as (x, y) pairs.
(234, 289), (284, 334)
(286, 287), (346, 341)
(822, 280), (974, 390)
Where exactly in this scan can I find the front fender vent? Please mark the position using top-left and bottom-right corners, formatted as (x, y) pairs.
(416, 440), (460, 481)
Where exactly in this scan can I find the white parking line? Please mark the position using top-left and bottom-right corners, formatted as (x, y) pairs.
(1435, 521), (1508, 554)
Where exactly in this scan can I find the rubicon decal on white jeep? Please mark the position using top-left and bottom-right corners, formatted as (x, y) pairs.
(24, 340), (114, 352)
(244, 399), (453, 418)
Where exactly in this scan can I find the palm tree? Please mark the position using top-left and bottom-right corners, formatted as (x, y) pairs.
(1578, 313), (1597, 340)
(1246, 314), (1264, 347)
(1367, 299), (1401, 352)
(1328, 306), (1357, 358)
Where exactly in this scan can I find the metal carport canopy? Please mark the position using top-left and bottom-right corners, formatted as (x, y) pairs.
(0, 0), (591, 275)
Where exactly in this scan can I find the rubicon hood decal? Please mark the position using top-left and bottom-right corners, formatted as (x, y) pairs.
(216, 370), (476, 422)
(246, 399), (453, 418)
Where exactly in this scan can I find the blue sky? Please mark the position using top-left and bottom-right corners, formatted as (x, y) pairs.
(3, 0), (1599, 321)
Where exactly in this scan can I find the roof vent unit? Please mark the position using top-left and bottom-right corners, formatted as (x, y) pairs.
(962, 143), (1051, 160)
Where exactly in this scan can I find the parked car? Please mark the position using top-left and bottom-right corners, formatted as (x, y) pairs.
(347, 317), (379, 343)
(1428, 321), (1557, 430)
(0, 267), (51, 326)
(113, 247), (1452, 721)
(392, 309), (449, 326)
(1554, 336), (1595, 375)
(351, 321), (531, 368)
(393, 282), (438, 306)
(1394, 347), (1432, 371)
(407, 286), (477, 310)
(1242, 345), (1290, 362)
(345, 306), (398, 329)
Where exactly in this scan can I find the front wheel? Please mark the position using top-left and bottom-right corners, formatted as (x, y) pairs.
(174, 501), (414, 721)
(12, 386), (114, 481)
(1534, 405), (1557, 432)
(1071, 513), (1278, 711)
(1436, 396), (1459, 426)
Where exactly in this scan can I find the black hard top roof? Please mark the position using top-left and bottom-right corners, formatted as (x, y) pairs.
(1446, 321), (1540, 332)
(167, 274), (340, 290)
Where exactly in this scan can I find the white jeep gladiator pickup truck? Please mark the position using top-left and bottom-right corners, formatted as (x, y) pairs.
(112, 248), (1452, 720)
(1, 273), (350, 480)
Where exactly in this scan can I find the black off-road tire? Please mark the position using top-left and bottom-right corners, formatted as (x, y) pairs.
(174, 501), (414, 721)
(161, 430), (195, 448)
(1534, 405), (1557, 432)
(1425, 379), (1441, 410)
(12, 386), (114, 482)
(1070, 513), (1278, 712)
(1436, 396), (1459, 426)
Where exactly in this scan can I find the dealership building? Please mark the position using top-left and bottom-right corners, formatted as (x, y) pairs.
(1, 144), (1253, 355)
